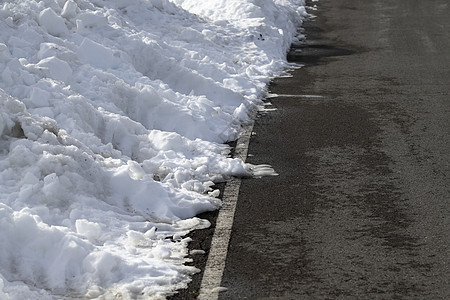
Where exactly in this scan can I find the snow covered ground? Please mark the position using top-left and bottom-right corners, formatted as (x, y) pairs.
(0, 0), (307, 298)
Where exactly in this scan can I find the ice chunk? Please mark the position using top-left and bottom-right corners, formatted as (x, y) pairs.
(153, 244), (171, 259)
(39, 8), (68, 37)
(75, 219), (102, 243)
(246, 164), (279, 177)
(29, 87), (50, 107)
(37, 43), (75, 61)
(36, 56), (72, 83)
(77, 38), (119, 69)
(77, 12), (107, 28)
(61, 0), (79, 19)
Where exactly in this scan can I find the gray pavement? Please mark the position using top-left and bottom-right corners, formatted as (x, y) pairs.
(219, 0), (450, 299)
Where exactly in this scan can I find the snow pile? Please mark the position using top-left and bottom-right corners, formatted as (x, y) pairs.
(0, 0), (306, 298)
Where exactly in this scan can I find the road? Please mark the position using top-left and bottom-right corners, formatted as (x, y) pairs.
(219, 0), (450, 298)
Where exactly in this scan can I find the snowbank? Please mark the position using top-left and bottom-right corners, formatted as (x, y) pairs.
(0, 0), (307, 298)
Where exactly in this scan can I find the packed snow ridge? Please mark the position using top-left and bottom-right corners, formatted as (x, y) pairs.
(0, 0), (307, 298)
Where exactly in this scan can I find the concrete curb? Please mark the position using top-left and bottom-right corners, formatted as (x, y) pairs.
(197, 115), (255, 300)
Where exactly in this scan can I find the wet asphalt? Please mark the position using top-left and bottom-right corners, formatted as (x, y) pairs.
(219, 0), (450, 299)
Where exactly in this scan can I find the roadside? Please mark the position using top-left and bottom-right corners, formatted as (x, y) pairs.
(169, 2), (339, 299)
(172, 0), (450, 298)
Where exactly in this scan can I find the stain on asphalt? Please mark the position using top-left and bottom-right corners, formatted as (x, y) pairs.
(287, 44), (355, 64)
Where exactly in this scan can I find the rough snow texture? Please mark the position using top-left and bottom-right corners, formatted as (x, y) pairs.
(0, 0), (307, 298)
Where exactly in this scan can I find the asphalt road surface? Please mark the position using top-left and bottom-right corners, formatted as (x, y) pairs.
(219, 0), (450, 299)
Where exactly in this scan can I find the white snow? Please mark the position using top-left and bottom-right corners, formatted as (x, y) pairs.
(39, 7), (69, 37)
(0, 0), (307, 298)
